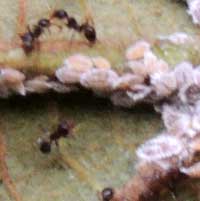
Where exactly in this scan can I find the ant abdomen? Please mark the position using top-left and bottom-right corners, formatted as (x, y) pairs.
(81, 24), (96, 43)
(38, 139), (51, 154)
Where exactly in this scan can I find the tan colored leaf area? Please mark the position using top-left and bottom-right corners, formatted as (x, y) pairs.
(0, 1), (200, 201)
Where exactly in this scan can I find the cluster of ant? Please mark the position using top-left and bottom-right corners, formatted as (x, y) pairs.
(37, 120), (75, 154)
(20, 9), (96, 54)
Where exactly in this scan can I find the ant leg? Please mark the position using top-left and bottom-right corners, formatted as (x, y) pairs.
(50, 22), (63, 32)
(35, 39), (41, 52)
(69, 31), (76, 50)
(54, 140), (61, 153)
(46, 27), (51, 35)
(55, 140), (59, 147)
(180, 162), (200, 178)
(79, 0), (94, 25)
(27, 25), (32, 33)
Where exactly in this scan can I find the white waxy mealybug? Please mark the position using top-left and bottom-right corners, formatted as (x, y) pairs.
(158, 32), (194, 45)
(126, 85), (152, 102)
(162, 104), (200, 138)
(127, 51), (169, 78)
(193, 68), (200, 85)
(126, 60), (147, 77)
(56, 54), (93, 84)
(178, 84), (200, 104)
(162, 105), (189, 137)
(80, 68), (119, 92)
(91, 56), (111, 69)
(49, 82), (76, 93)
(125, 40), (151, 61)
(64, 54), (93, 69)
(191, 115), (200, 134)
(187, 0), (200, 25)
(143, 51), (169, 74)
(174, 61), (194, 88)
(136, 134), (183, 162)
(0, 68), (25, 96)
(112, 73), (144, 90)
(25, 75), (51, 93)
(150, 72), (177, 97)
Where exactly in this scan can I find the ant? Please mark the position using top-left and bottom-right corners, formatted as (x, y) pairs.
(51, 10), (79, 31)
(20, 18), (51, 54)
(21, 8), (97, 53)
(51, 9), (96, 43)
(38, 120), (75, 154)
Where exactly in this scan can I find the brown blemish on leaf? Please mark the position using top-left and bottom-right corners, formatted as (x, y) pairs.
(17, 0), (27, 33)
(0, 40), (18, 52)
(0, 133), (23, 201)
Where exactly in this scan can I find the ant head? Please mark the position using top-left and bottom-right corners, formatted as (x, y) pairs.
(101, 188), (114, 201)
(51, 9), (68, 19)
(57, 120), (75, 136)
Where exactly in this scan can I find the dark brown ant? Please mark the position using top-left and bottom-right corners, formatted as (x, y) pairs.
(51, 9), (79, 31)
(39, 139), (51, 154)
(101, 188), (114, 201)
(38, 120), (75, 154)
(66, 19), (96, 43)
(20, 18), (51, 54)
(51, 9), (96, 43)
(21, 9), (97, 53)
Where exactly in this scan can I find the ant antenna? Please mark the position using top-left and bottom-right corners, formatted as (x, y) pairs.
(79, 0), (94, 25)
(68, 31), (76, 51)
(44, 0), (52, 12)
